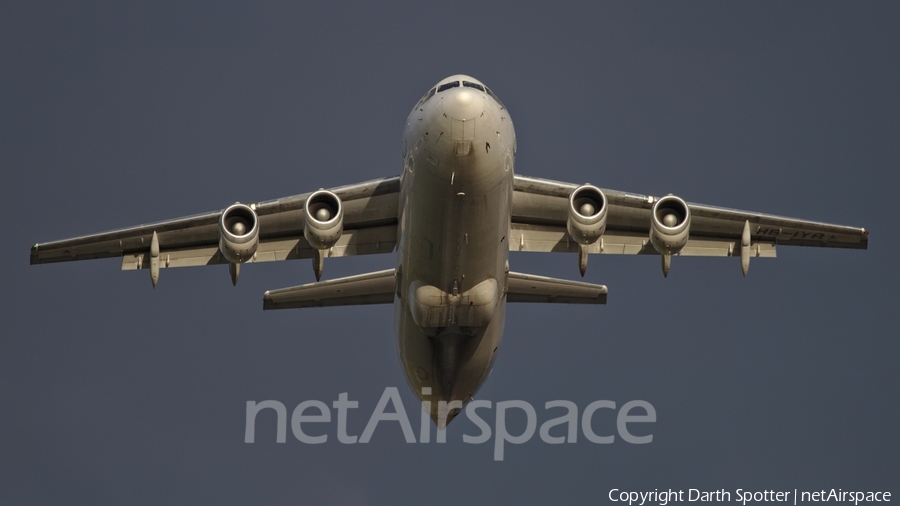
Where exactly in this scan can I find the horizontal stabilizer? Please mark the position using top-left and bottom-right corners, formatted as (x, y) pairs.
(263, 269), (395, 310)
(507, 272), (607, 304)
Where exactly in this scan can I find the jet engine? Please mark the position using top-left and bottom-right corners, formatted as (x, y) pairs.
(219, 203), (259, 263)
(303, 190), (343, 250)
(566, 184), (608, 245)
(649, 195), (691, 255)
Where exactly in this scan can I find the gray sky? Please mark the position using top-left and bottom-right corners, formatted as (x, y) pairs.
(2, 2), (898, 504)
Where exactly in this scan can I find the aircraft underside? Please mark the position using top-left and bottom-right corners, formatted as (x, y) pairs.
(29, 74), (868, 428)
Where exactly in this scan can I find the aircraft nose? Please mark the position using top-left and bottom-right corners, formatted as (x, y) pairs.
(442, 88), (484, 120)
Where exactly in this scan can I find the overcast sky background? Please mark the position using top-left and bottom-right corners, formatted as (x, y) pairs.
(2, 2), (898, 504)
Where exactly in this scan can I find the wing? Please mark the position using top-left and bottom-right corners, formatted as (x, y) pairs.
(30, 177), (400, 279)
(511, 174), (867, 274)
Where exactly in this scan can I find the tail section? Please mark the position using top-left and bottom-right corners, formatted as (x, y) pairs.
(507, 271), (607, 304)
(263, 269), (395, 310)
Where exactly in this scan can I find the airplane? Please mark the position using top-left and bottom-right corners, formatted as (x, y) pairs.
(30, 74), (868, 427)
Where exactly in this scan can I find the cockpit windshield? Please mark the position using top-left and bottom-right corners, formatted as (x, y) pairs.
(415, 87), (436, 109)
(437, 81), (460, 92)
(485, 87), (505, 110)
(432, 79), (504, 110)
(462, 81), (485, 92)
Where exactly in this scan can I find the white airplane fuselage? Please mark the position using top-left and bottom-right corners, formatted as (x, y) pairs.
(395, 75), (516, 424)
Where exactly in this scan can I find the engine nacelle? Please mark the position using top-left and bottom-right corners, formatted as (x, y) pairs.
(303, 190), (343, 250)
(567, 184), (608, 245)
(649, 195), (691, 255)
(219, 203), (259, 263)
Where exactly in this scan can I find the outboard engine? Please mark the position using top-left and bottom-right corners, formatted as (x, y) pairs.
(649, 195), (691, 277)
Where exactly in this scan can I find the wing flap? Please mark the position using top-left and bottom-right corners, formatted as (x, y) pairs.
(121, 225), (397, 270)
(263, 269), (396, 310)
(507, 272), (607, 304)
(509, 223), (776, 257)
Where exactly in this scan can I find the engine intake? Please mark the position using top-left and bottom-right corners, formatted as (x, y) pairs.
(567, 184), (608, 245)
(219, 203), (259, 263)
(649, 195), (691, 255)
(303, 190), (343, 250)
